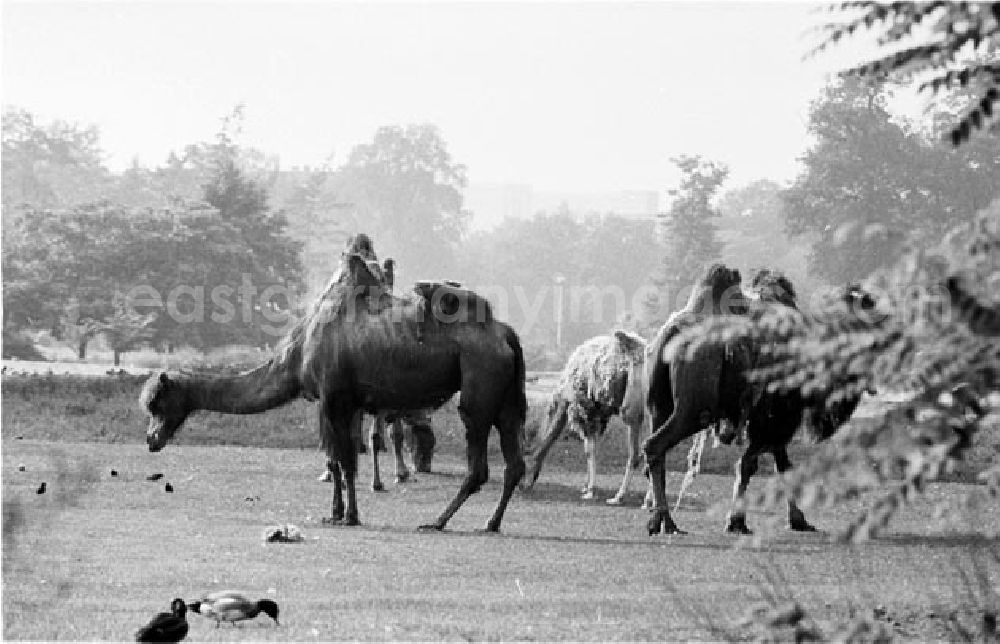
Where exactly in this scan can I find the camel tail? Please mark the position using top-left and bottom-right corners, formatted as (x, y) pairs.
(504, 324), (528, 424)
(522, 397), (569, 490)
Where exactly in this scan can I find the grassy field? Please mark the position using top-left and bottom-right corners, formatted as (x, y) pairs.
(3, 375), (1000, 640)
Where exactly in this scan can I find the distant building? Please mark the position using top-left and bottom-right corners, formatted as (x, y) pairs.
(464, 183), (535, 230)
(465, 182), (660, 229)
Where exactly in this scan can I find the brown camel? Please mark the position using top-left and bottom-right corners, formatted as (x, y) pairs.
(643, 263), (752, 536)
(644, 266), (874, 536)
(521, 331), (649, 504)
(142, 248), (527, 531)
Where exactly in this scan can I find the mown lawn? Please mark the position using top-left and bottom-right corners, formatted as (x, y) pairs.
(4, 436), (1000, 641)
(3, 375), (999, 640)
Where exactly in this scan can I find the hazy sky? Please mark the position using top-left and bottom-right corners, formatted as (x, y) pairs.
(2, 1), (902, 193)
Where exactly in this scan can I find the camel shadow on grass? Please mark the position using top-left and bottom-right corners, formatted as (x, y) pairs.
(309, 517), (808, 553)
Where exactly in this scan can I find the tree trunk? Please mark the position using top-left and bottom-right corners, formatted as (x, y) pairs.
(113, 349), (121, 366)
(77, 338), (88, 361)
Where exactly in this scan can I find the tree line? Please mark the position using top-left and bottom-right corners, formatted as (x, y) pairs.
(3, 72), (998, 366)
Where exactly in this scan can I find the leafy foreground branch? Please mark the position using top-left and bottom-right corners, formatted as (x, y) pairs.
(808, 2), (1000, 145)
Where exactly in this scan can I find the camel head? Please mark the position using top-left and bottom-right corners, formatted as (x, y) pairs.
(697, 263), (747, 315)
(141, 372), (191, 452)
(612, 329), (647, 364)
(751, 268), (798, 309)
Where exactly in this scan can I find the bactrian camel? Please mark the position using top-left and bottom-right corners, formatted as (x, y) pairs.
(644, 265), (874, 536)
(521, 331), (649, 504)
(142, 248), (527, 531)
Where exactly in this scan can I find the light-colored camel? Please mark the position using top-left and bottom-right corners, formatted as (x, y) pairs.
(521, 331), (649, 504)
(520, 329), (733, 509)
(142, 245), (526, 531)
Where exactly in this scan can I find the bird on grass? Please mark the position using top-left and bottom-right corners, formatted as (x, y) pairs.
(135, 598), (188, 642)
(189, 591), (280, 627)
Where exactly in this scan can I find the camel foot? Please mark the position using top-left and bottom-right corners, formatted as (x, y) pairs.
(647, 511), (684, 536)
(581, 488), (596, 501)
(371, 482), (386, 493)
(726, 516), (753, 535)
(322, 515), (360, 526)
(417, 523), (445, 532)
(790, 520), (818, 532)
(606, 495), (625, 506)
(395, 471), (410, 484)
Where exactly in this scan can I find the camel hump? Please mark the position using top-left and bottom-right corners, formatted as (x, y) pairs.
(412, 280), (493, 324)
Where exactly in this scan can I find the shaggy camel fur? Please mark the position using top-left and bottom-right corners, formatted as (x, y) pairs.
(521, 331), (648, 504)
(143, 236), (526, 531)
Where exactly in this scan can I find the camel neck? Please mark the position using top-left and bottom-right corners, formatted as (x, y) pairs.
(181, 362), (301, 415)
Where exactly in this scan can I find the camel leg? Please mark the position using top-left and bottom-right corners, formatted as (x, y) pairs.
(318, 459), (335, 483)
(608, 417), (643, 505)
(328, 461), (344, 521)
(390, 419), (410, 483)
(725, 444), (763, 534)
(318, 411), (344, 519)
(484, 411), (526, 532)
(420, 419), (490, 531)
(369, 415), (386, 492)
(322, 400), (360, 526)
(580, 435), (599, 500)
(644, 471), (658, 510)
(774, 446), (816, 532)
(643, 407), (702, 536)
(521, 399), (569, 492)
(674, 430), (708, 513)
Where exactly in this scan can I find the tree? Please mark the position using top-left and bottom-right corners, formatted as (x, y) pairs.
(809, 2), (1000, 145)
(644, 155), (727, 324)
(782, 78), (924, 283)
(100, 293), (158, 366)
(198, 157), (304, 347)
(1, 107), (111, 215)
(336, 124), (470, 284)
(715, 179), (818, 299)
(782, 77), (1000, 284)
(2, 203), (153, 358)
(455, 209), (662, 364)
(273, 165), (353, 295)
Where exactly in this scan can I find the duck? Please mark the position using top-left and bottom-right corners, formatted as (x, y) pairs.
(135, 598), (188, 642)
(188, 591), (280, 627)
